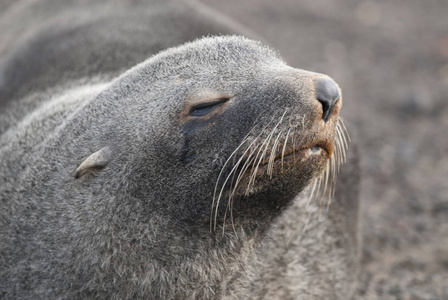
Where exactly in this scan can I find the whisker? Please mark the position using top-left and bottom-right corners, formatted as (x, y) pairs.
(319, 160), (330, 218)
(266, 109), (289, 178)
(287, 178), (318, 245)
(222, 156), (242, 235)
(212, 133), (263, 231)
(222, 192), (231, 235)
(248, 110), (287, 190)
(211, 136), (250, 231)
(338, 117), (351, 142)
(314, 174), (322, 204)
(281, 128), (291, 170)
(223, 110), (288, 231)
(211, 123), (261, 217)
(268, 129), (284, 178)
(247, 131), (273, 192)
(341, 128), (348, 164)
(214, 157), (245, 230)
(225, 144), (263, 233)
(322, 160), (330, 204)
(292, 131), (305, 168)
(336, 126), (347, 164)
(292, 130), (296, 162)
(327, 156), (335, 210)
(235, 146), (260, 196)
(336, 127), (343, 172)
(233, 145), (259, 194)
(250, 133), (275, 187)
(230, 194), (236, 234)
(303, 176), (321, 231)
(331, 152), (337, 199)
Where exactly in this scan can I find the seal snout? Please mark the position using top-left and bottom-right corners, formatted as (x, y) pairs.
(314, 78), (341, 122)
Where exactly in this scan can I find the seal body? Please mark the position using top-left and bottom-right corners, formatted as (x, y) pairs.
(0, 1), (360, 299)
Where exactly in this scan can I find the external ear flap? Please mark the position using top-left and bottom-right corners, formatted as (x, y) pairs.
(75, 146), (113, 178)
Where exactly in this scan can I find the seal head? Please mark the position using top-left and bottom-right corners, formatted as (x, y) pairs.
(69, 36), (342, 232)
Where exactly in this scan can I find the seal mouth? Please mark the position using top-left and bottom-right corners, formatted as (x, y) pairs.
(258, 140), (333, 167)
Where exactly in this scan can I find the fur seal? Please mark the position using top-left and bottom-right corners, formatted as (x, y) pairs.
(0, 2), (360, 299)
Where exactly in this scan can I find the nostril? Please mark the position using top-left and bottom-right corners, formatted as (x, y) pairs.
(314, 78), (340, 122)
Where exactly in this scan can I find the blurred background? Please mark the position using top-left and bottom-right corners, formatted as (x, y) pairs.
(197, 0), (448, 299)
(1, 0), (447, 299)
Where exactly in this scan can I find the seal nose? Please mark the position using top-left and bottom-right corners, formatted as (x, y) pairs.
(314, 78), (340, 122)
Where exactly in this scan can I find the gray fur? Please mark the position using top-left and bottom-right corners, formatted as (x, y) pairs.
(0, 1), (360, 299)
(0, 0), (259, 107)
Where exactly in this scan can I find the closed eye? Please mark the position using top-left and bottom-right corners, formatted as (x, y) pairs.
(189, 98), (230, 117)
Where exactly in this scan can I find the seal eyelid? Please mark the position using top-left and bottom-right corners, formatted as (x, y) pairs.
(189, 98), (230, 117)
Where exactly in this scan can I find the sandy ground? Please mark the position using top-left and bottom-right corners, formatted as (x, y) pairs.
(198, 0), (448, 299)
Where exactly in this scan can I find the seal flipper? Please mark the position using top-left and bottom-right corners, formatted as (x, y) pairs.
(75, 146), (113, 178)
